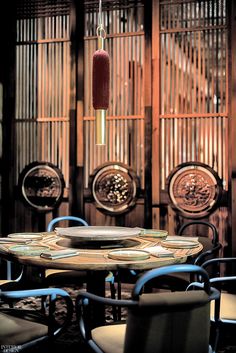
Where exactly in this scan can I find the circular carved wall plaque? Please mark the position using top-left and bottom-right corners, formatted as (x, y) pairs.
(18, 162), (65, 212)
(91, 162), (140, 215)
(167, 162), (222, 218)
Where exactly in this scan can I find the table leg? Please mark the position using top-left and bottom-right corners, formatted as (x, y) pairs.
(86, 270), (106, 327)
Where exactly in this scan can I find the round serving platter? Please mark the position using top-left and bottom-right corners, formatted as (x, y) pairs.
(55, 226), (141, 242)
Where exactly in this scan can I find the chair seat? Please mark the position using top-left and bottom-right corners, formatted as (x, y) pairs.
(0, 280), (12, 285)
(211, 292), (236, 322)
(45, 269), (87, 285)
(91, 311), (214, 353)
(92, 324), (126, 353)
(0, 309), (48, 345)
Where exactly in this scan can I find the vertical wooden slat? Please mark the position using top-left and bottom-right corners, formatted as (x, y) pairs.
(152, 0), (160, 226)
(159, 0), (228, 193)
(162, 34), (166, 114)
(15, 2), (71, 194)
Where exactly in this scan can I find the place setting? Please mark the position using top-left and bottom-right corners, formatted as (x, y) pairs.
(160, 235), (200, 249)
(0, 232), (60, 257)
(0, 233), (43, 245)
(107, 246), (174, 261)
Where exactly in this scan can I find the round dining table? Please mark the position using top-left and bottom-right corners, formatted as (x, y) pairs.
(0, 231), (203, 325)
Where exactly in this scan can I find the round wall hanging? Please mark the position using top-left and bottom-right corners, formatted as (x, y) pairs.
(18, 161), (65, 212)
(167, 162), (222, 218)
(90, 162), (140, 215)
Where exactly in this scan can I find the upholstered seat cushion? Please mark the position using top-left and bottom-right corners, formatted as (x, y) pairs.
(0, 309), (48, 345)
(211, 292), (236, 321)
(92, 324), (126, 353)
(45, 269), (87, 285)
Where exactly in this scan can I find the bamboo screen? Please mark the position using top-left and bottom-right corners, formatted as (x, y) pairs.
(84, 0), (145, 188)
(15, 0), (71, 187)
(159, 0), (228, 190)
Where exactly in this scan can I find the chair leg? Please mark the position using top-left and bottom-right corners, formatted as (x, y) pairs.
(116, 274), (122, 321)
(109, 282), (118, 321)
(110, 281), (116, 299)
(7, 261), (12, 280)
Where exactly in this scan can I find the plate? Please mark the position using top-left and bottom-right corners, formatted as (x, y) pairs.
(56, 226), (141, 242)
(108, 250), (150, 261)
(140, 229), (168, 238)
(161, 239), (200, 249)
(8, 233), (43, 240)
(8, 245), (50, 256)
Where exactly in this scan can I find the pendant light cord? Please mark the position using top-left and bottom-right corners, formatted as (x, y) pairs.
(98, 0), (102, 27)
(96, 0), (106, 39)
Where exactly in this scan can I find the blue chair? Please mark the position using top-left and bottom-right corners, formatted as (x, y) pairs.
(178, 221), (222, 265)
(76, 264), (219, 353)
(141, 221), (222, 293)
(0, 287), (73, 352)
(44, 216), (89, 286)
(47, 216), (89, 230)
(45, 216), (117, 319)
(200, 257), (236, 351)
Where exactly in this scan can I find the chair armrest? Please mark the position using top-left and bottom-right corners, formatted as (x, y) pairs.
(0, 287), (71, 299)
(186, 282), (220, 301)
(0, 288), (74, 337)
(194, 243), (222, 266)
(132, 264), (211, 299)
(76, 291), (137, 340)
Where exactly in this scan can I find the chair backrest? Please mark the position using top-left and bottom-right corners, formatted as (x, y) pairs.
(124, 264), (215, 353)
(47, 216), (88, 232)
(201, 257), (236, 350)
(178, 221), (221, 268)
(201, 257), (236, 289)
(124, 291), (211, 353)
(178, 220), (219, 245)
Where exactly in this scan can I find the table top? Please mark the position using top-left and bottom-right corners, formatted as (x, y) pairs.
(0, 232), (203, 272)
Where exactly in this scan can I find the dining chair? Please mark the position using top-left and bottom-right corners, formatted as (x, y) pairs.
(0, 287), (73, 352)
(0, 267), (26, 309)
(44, 216), (117, 319)
(44, 216), (89, 287)
(76, 264), (219, 353)
(200, 257), (236, 352)
(115, 221), (222, 310)
(147, 221), (222, 293)
(178, 221), (222, 265)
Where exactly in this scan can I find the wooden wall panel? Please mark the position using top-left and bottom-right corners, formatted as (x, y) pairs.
(228, 0), (236, 256)
(159, 0), (228, 191)
(2, 0), (234, 245)
(7, 0), (72, 232)
(85, 200), (144, 228)
(153, 0), (229, 251)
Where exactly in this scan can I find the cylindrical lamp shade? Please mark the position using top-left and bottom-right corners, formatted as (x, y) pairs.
(92, 49), (110, 145)
(92, 49), (110, 110)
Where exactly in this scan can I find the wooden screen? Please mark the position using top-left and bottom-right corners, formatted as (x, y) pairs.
(84, 0), (145, 189)
(15, 0), (71, 188)
(159, 0), (228, 190)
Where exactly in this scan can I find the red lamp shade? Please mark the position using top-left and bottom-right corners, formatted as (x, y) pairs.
(92, 49), (110, 110)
